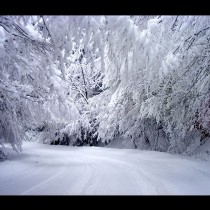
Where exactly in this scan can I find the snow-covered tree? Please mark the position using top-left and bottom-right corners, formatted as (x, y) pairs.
(0, 16), (78, 153)
(91, 16), (210, 154)
(1, 15), (210, 157)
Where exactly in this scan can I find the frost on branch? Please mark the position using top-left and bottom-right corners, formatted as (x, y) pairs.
(1, 16), (210, 157)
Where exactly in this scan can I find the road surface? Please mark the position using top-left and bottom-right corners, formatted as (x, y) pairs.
(1, 142), (210, 195)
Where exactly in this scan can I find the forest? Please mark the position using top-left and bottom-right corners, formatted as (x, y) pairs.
(0, 16), (210, 158)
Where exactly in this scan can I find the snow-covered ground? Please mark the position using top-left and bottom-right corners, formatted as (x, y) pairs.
(1, 142), (210, 195)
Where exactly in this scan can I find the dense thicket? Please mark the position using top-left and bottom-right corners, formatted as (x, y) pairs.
(1, 16), (210, 156)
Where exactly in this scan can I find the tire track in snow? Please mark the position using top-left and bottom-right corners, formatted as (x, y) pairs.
(19, 156), (69, 195)
(1, 142), (210, 195)
(74, 155), (142, 195)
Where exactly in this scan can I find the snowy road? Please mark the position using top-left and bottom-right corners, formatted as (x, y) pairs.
(1, 142), (210, 195)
